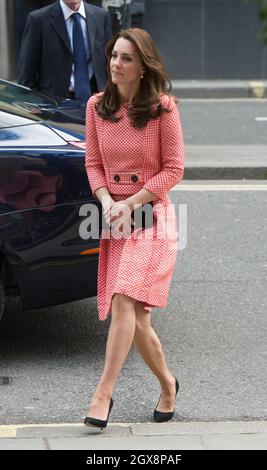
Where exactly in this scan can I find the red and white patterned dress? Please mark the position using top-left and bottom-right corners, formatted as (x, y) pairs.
(85, 93), (184, 321)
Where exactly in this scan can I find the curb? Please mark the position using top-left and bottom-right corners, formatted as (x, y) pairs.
(0, 421), (266, 450)
(184, 167), (267, 179)
(0, 420), (266, 438)
(171, 80), (267, 99)
(182, 146), (267, 180)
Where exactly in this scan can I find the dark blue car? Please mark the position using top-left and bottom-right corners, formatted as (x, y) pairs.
(0, 79), (100, 321)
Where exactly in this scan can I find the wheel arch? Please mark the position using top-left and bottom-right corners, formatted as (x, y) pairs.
(0, 250), (20, 295)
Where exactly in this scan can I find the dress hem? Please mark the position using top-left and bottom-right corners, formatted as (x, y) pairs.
(99, 289), (168, 321)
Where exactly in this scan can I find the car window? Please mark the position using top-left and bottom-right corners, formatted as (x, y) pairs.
(0, 80), (57, 128)
(0, 123), (68, 147)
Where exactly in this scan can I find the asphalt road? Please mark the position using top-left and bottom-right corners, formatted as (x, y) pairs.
(0, 181), (266, 425)
(179, 98), (267, 145)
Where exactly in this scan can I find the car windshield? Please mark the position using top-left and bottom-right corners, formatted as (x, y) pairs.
(0, 80), (57, 128)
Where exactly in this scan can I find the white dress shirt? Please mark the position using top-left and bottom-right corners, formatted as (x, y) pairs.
(60, 0), (92, 92)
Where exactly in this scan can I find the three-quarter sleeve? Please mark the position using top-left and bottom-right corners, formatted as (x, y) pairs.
(143, 96), (184, 200)
(85, 96), (107, 195)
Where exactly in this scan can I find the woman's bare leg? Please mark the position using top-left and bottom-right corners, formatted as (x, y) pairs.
(86, 293), (136, 420)
(133, 301), (177, 412)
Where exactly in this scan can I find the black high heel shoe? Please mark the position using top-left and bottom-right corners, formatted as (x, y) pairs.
(84, 398), (113, 429)
(154, 377), (179, 423)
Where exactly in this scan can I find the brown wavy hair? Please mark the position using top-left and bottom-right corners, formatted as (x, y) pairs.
(95, 28), (173, 128)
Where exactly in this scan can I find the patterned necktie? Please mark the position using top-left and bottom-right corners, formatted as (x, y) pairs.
(72, 13), (91, 101)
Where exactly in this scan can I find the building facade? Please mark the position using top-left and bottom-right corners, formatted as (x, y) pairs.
(0, 0), (266, 80)
(143, 0), (267, 79)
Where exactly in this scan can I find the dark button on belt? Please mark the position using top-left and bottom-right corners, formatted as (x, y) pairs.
(114, 174), (120, 182)
(131, 174), (138, 183)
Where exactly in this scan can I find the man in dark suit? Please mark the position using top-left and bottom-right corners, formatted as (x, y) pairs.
(17, 0), (112, 102)
(15, 1), (55, 48)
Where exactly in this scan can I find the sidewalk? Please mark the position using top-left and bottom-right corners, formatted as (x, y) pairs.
(172, 80), (267, 179)
(0, 421), (266, 450)
(171, 80), (267, 99)
(184, 146), (267, 179)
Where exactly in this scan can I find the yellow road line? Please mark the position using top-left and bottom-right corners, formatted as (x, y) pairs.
(249, 81), (266, 98)
(0, 422), (130, 438)
(0, 426), (17, 438)
(172, 184), (267, 191)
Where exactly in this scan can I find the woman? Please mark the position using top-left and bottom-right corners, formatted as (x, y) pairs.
(84, 28), (184, 429)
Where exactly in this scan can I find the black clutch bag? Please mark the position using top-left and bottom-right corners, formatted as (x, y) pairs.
(99, 202), (154, 233)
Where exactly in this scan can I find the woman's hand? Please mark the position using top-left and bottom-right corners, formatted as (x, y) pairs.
(102, 196), (115, 217)
(104, 201), (134, 236)
(104, 201), (130, 224)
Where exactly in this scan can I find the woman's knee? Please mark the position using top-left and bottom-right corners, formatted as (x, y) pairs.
(112, 293), (136, 319)
(135, 304), (151, 333)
